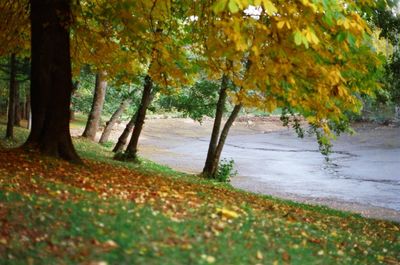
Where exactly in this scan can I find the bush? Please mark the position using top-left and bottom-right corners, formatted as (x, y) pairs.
(216, 158), (237, 183)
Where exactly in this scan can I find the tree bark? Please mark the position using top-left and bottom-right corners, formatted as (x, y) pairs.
(25, 0), (81, 163)
(208, 104), (242, 177)
(112, 112), (136, 153)
(6, 53), (17, 139)
(202, 75), (228, 176)
(82, 71), (107, 140)
(123, 75), (154, 160)
(99, 98), (130, 144)
(25, 92), (31, 129)
(14, 81), (21, 126)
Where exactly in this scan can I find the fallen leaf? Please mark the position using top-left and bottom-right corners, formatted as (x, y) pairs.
(216, 207), (239, 219)
(256, 250), (263, 260)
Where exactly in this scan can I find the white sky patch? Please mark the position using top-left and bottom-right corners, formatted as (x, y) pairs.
(244, 5), (262, 19)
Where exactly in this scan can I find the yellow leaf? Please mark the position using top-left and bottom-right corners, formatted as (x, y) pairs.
(216, 207), (240, 219)
(277, 21), (285, 29)
(262, 0), (277, 15)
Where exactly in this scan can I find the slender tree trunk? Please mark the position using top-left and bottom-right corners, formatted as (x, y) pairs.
(70, 80), (79, 121)
(82, 70), (107, 140)
(124, 75), (154, 160)
(25, 0), (80, 163)
(25, 92), (31, 129)
(208, 104), (242, 177)
(99, 98), (130, 144)
(202, 75), (228, 176)
(113, 113), (136, 153)
(14, 81), (21, 126)
(6, 54), (17, 139)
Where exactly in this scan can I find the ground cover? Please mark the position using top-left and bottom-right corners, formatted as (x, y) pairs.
(0, 125), (399, 264)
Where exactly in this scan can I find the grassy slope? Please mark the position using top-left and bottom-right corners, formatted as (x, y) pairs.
(0, 124), (399, 265)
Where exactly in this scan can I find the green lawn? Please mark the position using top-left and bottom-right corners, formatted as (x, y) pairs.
(0, 125), (399, 265)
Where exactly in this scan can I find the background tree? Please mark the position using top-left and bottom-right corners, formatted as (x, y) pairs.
(99, 98), (130, 144)
(6, 54), (17, 138)
(188, 0), (384, 178)
(82, 70), (108, 140)
(109, 0), (193, 161)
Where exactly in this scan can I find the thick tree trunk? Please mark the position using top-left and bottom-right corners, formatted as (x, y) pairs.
(6, 54), (17, 139)
(208, 104), (242, 177)
(82, 71), (107, 140)
(112, 113), (136, 153)
(14, 81), (21, 126)
(202, 75), (228, 176)
(99, 98), (130, 144)
(124, 75), (154, 160)
(25, 0), (80, 163)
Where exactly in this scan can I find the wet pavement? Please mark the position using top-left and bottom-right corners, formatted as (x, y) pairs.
(134, 119), (400, 222)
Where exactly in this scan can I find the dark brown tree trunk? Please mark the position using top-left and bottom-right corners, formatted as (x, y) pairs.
(25, 0), (81, 163)
(82, 70), (107, 140)
(123, 75), (154, 160)
(99, 98), (130, 144)
(14, 81), (21, 126)
(112, 112), (136, 153)
(202, 75), (228, 177)
(6, 54), (17, 139)
(208, 104), (242, 177)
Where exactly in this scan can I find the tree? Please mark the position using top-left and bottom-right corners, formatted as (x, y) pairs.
(109, 0), (192, 161)
(99, 98), (130, 144)
(25, 0), (80, 162)
(189, 0), (384, 177)
(6, 54), (17, 139)
(123, 75), (154, 160)
(82, 70), (108, 140)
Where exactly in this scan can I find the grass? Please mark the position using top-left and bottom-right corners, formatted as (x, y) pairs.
(0, 124), (399, 265)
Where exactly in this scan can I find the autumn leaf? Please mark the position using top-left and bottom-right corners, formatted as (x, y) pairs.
(216, 207), (240, 219)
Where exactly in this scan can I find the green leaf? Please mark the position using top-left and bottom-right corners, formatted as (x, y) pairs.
(262, 0), (278, 15)
(228, 0), (240, 13)
(294, 31), (302, 46)
(336, 32), (346, 42)
(346, 33), (356, 47)
(213, 0), (228, 13)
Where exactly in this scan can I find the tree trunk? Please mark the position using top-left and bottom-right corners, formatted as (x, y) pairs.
(124, 75), (154, 160)
(6, 53), (17, 139)
(14, 81), (21, 126)
(25, 92), (31, 128)
(82, 70), (107, 140)
(112, 112), (136, 153)
(208, 104), (242, 177)
(99, 98), (130, 144)
(70, 80), (79, 121)
(25, 0), (80, 163)
(202, 75), (228, 176)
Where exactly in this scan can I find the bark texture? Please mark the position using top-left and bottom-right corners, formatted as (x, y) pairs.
(82, 71), (107, 140)
(14, 81), (21, 126)
(124, 75), (154, 160)
(99, 98), (130, 144)
(202, 75), (228, 176)
(6, 54), (17, 138)
(208, 104), (242, 177)
(25, 0), (80, 162)
(112, 113), (136, 153)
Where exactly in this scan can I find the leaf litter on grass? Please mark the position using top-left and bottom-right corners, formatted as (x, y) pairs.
(0, 147), (399, 264)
